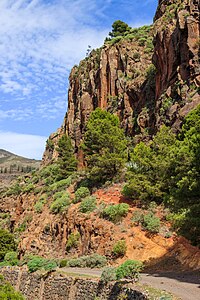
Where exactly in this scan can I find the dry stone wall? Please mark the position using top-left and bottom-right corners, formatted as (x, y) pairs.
(1, 267), (148, 300)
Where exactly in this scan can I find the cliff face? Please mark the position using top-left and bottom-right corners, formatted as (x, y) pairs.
(43, 0), (200, 164)
(153, 0), (200, 129)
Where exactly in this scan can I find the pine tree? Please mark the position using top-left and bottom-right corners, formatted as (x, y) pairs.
(56, 135), (77, 180)
(82, 108), (127, 184)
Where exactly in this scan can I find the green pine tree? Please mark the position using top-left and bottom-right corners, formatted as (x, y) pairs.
(82, 108), (127, 184)
(56, 135), (77, 180)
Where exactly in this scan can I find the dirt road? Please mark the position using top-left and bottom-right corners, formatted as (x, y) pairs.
(61, 267), (200, 300)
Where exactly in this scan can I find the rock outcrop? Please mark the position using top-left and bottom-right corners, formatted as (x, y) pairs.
(42, 0), (200, 166)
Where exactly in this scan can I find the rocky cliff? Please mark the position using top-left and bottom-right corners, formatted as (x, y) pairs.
(42, 0), (200, 166)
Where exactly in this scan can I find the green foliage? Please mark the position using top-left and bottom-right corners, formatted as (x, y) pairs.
(116, 260), (143, 280)
(22, 183), (34, 194)
(143, 212), (161, 233)
(124, 105), (200, 245)
(112, 240), (127, 257)
(59, 259), (68, 268)
(27, 256), (57, 273)
(68, 253), (107, 268)
(39, 164), (59, 183)
(0, 229), (16, 260)
(74, 187), (90, 203)
(34, 201), (43, 213)
(4, 252), (19, 266)
(0, 275), (24, 299)
(131, 210), (144, 225)
(100, 267), (117, 283)
(102, 203), (129, 223)
(66, 232), (80, 252)
(109, 20), (131, 38)
(56, 135), (77, 180)
(49, 177), (72, 192)
(138, 37), (146, 46)
(5, 183), (22, 196)
(79, 196), (97, 213)
(50, 191), (70, 214)
(131, 210), (160, 233)
(82, 108), (127, 184)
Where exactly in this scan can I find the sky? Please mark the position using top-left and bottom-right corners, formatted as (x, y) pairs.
(0, 0), (158, 159)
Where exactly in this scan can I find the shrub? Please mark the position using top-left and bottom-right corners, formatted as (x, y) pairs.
(22, 183), (34, 193)
(79, 196), (97, 213)
(74, 187), (90, 203)
(0, 275), (24, 299)
(50, 192), (70, 214)
(0, 229), (16, 260)
(116, 260), (144, 280)
(131, 210), (144, 225)
(66, 232), (80, 251)
(132, 52), (140, 61)
(101, 267), (117, 283)
(112, 240), (127, 257)
(102, 203), (129, 223)
(59, 259), (69, 268)
(143, 212), (161, 233)
(27, 256), (57, 273)
(138, 37), (146, 46)
(4, 251), (19, 266)
(68, 257), (84, 268)
(27, 257), (45, 272)
(34, 201), (43, 213)
(83, 253), (107, 268)
(49, 177), (72, 192)
(68, 253), (107, 268)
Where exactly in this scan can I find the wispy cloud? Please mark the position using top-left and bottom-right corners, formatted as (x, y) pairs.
(0, 130), (47, 159)
(0, 0), (109, 120)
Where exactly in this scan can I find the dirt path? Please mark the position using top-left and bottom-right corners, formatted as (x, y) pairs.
(60, 268), (200, 300)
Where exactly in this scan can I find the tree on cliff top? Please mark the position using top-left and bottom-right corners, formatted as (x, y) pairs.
(82, 108), (127, 184)
(109, 20), (131, 38)
(56, 135), (77, 180)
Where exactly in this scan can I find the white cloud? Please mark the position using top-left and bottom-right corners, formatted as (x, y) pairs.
(0, 0), (109, 119)
(0, 131), (47, 159)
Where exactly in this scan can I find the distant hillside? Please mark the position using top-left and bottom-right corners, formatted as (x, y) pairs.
(0, 149), (41, 187)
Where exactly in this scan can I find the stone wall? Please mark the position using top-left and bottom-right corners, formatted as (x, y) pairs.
(1, 267), (147, 300)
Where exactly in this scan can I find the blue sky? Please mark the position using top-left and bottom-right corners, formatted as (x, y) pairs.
(0, 0), (158, 159)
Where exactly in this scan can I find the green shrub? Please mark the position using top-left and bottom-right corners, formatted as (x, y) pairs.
(27, 257), (45, 272)
(101, 267), (117, 283)
(0, 275), (24, 299)
(66, 232), (80, 251)
(131, 210), (144, 225)
(27, 256), (57, 273)
(116, 260), (144, 280)
(74, 187), (90, 203)
(143, 212), (161, 233)
(34, 201), (43, 213)
(102, 203), (129, 223)
(22, 183), (34, 193)
(138, 37), (146, 46)
(68, 253), (107, 268)
(79, 196), (97, 213)
(4, 251), (19, 266)
(49, 177), (72, 192)
(0, 229), (16, 260)
(50, 192), (70, 214)
(6, 183), (22, 196)
(59, 259), (69, 268)
(112, 240), (127, 257)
